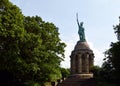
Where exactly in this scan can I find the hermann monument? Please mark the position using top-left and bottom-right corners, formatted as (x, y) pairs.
(70, 14), (94, 78)
(58, 14), (95, 86)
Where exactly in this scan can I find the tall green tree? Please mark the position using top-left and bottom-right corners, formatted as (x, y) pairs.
(0, 0), (66, 85)
(0, 0), (25, 85)
(103, 17), (120, 86)
(24, 16), (66, 83)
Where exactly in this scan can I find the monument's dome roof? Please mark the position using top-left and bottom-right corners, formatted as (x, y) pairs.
(74, 41), (91, 50)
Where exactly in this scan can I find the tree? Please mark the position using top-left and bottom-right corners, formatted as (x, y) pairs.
(90, 66), (101, 78)
(104, 42), (120, 81)
(103, 17), (120, 86)
(0, 0), (66, 85)
(114, 17), (120, 41)
(60, 68), (70, 79)
(24, 16), (66, 83)
(0, 0), (25, 85)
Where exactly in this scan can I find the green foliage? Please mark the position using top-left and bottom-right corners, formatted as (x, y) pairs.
(102, 17), (120, 85)
(104, 42), (120, 79)
(90, 66), (100, 77)
(104, 17), (120, 79)
(60, 68), (70, 78)
(91, 65), (116, 86)
(0, 0), (25, 73)
(0, 0), (66, 85)
(113, 17), (120, 41)
(24, 81), (41, 86)
(24, 16), (66, 82)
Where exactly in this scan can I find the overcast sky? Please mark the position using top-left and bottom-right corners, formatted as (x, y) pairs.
(10, 0), (119, 68)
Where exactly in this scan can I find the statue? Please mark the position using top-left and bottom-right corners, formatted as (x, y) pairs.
(76, 13), (86, 42)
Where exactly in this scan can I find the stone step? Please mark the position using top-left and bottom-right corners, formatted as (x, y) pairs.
(57, 78), (95, 86)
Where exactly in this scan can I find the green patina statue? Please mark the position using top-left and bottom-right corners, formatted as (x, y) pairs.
(76, 13), (86, 42)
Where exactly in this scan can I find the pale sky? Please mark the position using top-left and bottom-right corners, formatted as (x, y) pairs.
(10, 0), (119, 68)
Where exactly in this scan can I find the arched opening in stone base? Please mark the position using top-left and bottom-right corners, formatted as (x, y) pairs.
(82, 54), (85, 73)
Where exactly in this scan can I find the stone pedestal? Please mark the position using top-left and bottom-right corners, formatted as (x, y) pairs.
(70, 41), (94, 75)
(58, 41), (95, 86)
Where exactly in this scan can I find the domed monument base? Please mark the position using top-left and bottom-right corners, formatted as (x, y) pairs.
(70, 41), (94, 75)
(58, 41), (95, 86)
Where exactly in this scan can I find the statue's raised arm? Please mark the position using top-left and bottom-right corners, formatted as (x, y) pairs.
(76, 13), (80, 27)
(76, 13), (86, 42)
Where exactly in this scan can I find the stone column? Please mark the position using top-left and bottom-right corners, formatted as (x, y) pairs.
(71, 55), (76, 74)
(89, 56), (91, 72)
(78, 54), (82, 73)
(85, 54), (89, 73)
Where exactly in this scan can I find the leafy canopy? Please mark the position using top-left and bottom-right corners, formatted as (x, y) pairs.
(0, 0), (66, 85)
(103, 17), (120, 85)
